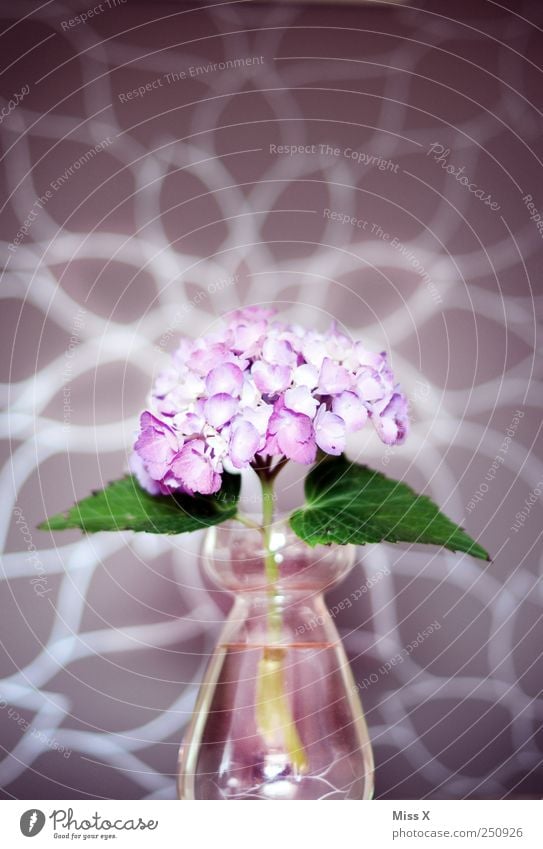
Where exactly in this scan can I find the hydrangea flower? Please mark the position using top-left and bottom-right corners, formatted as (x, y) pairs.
(131, 308), (409, 495)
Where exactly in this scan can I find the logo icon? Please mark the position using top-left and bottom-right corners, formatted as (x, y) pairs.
(20, 810), (46, 837)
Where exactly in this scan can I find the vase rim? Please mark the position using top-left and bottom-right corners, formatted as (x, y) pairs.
(203, 519), (357, 596)
(207, 516), (357, 555)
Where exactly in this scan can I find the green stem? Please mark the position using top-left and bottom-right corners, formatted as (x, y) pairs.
(253, 458), (309, 775)
(260, 474), (281, 635)
(234, 513), (261, 531)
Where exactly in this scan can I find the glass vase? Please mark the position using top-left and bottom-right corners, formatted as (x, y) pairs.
(177, 519), (374, 800)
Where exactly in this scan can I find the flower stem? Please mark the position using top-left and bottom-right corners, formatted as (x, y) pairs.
(260, 474), (281, 635)
(255, 648), (309, 775)
(234, 513), (261, 531)
(253, 458), (309, 775)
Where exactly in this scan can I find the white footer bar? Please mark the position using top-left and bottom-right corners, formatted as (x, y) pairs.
(2, 799), (541, 848)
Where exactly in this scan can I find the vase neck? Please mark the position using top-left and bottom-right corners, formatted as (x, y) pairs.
(221, 592), (340, 648)
(203, 520), (357, 595)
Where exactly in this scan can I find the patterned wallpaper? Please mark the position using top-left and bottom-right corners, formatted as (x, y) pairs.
(1, 0), (542, 800)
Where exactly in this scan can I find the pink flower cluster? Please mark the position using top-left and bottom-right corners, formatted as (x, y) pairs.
(131, 308), (409, 495)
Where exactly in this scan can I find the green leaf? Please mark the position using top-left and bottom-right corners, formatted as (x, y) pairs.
(38, 473), (241, 535)
(290, 456), (489, 560)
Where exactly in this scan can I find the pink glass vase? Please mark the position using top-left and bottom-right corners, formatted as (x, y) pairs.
(177, 520), (374, 800)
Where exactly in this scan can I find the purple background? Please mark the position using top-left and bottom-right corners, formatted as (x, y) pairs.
(1, 0), (542, 799)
